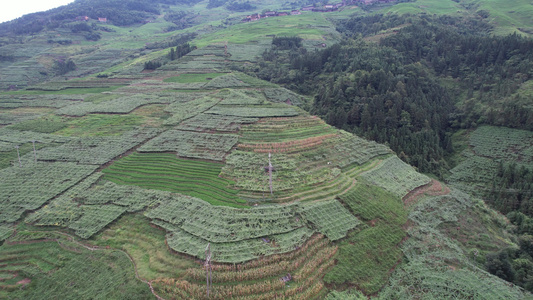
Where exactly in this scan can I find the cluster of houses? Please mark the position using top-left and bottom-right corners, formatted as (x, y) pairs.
(75, 16), (108, 23)
(242, 0), (397, 22)
(243, 10), (301, 22)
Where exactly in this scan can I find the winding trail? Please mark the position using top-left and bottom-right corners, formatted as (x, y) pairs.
(10, 230), (166, 300)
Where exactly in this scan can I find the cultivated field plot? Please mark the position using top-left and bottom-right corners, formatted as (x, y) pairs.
(55, 93), (173, 116)
(448, 126), (533, 195)
(263, 87), (305, 106)
(0, 94), (83, 109)
(163, 94), (221, 125)
(332, 131), (392, 169)
(0, 234), (151, 299)
(153, 234), (336, 299)
(0, 128), (71, 145)
(103, 152), (244, 207)
(27, 172), (168, 238)
(0, 224), (14, 241)
(359, 156), (430, 199)
(144, 194), (354, 263)
(203, 73), (250, 89)
(145, 195), (302, 244)
(298, 200), (360, 241)
(447, 153), (500, 194)
(223, 150), (338, 194)
(226, 42), (267, 62)
(138, 130), (238, 161)
(0, 162), (97, 224)
(8, 117), (67, 134)
(163, 224), (314, 263)
(176, 113), (258, 133)
(470, 125), (533, 165)
(206, 102), (299, 118)
(218, 88), (267, 105)
(238, 116), (338, 154)
(0, 111), (44, 126)
(332, 182), (408, 294)
(36, 128), (160, 165)
(68, 204), (127, 239)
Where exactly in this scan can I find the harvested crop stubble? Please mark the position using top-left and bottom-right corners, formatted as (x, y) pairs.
(223, 150), (337, 193)
(0, 94), (84, 109)
(298, 200), (361, 241)
(206, 104), (299, 118)
(36, 128), (160, 165)
(0, 162), (98, 224)
(68, 204), (127, 239)
(177, 113), (258, 132)
(163, 95), (221, 125)
(55, 94), (173, 116)
(138, 130), (238, 161)
(146, 196), (303, 243)
(359, 156), (430, 199)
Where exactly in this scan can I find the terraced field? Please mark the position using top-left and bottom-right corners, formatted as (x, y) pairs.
(152, 234), (336, 300)
(103, 152), (245, 207)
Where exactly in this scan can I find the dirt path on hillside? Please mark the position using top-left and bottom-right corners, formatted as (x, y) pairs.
(402, 179), (451, 208)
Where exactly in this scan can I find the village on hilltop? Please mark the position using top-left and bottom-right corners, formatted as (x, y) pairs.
(242, 0), (397, 22)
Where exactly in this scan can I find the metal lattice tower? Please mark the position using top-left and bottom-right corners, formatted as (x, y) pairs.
(268, 152), (273, 195)
(205, 243), (213, 298)
(32, 140), (37, 163)
(15, 145), (21, 167)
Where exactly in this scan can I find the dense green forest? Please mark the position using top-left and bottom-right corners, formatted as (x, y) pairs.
(244, 14), (533, 176)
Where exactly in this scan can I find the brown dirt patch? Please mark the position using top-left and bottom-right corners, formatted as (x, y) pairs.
(403, 179), (451, 208)
(17, 278), (31, 285)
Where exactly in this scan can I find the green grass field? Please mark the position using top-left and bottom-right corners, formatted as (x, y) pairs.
(103, 152), (246, 207)
(54, 114), (144, 136)
(326, 182), (407, 294)
(193, 13), (338, 48)
(163, 72), (227, 83)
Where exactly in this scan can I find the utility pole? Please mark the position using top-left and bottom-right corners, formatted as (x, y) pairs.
(268, 152), (273, 195)
(15, 145), (21, 167)
(205, 243), (212, 298)
(32, 140), (37, 163)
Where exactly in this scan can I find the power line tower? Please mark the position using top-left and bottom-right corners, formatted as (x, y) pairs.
(15, 145), (21, 167)
(224, 41), (228, 57)
(32, 140), (37, 163)
(268, 152), (273, 195)
(205, 243), (213, 298)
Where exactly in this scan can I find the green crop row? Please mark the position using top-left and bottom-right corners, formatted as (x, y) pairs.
(103, 152), (244, 206)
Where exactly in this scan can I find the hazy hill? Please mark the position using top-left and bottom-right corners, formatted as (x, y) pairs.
(1, 0), (533, 298)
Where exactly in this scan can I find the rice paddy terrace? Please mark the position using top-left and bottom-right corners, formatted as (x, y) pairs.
(0, 39), (529, 299)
